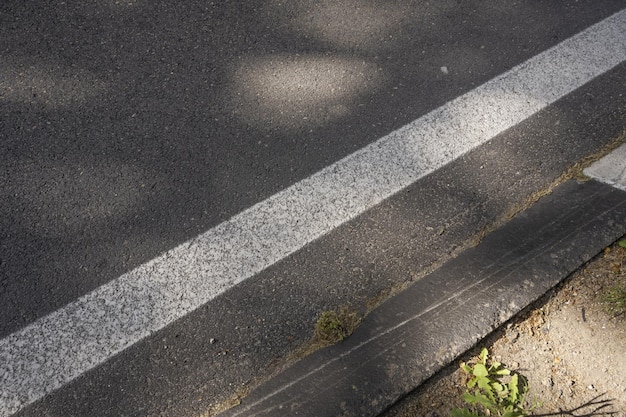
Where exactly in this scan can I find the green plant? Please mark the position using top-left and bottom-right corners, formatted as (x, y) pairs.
(451, 348), (529, 417)
(604, 287), (626, 317)
(602, 239), (626, 317)
(313, 307), (360, 345)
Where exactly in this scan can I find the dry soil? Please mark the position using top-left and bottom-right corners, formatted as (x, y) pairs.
(384, 236), (626, 417)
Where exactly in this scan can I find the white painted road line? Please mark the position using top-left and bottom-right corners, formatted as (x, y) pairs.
(584, 142), (626, 191)
(1, 9), (626, 417)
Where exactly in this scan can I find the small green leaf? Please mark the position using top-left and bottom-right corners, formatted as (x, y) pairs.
(508, 374), (519, 400)
(461, 362), (473, 374)
(479, 348), (489, 364)
(463, 392), (496, 411)
(502, 410), (525, 417)
(491, 381), (505, 394)
(476, 378), (495, 402)
(476, 376), (490, 390)
(618, 239), (626, 249)
(473, 363), (489, 377)
(451, 408), (481, 417)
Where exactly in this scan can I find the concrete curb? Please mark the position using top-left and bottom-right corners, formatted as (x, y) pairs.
(218, 178), (626, 417)
(584, 143), (626, 192)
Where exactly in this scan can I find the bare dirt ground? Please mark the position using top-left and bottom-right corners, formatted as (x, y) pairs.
(383, 235), (626, 417)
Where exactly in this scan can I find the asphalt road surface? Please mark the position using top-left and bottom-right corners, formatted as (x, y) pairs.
(1, 1), (625, 416)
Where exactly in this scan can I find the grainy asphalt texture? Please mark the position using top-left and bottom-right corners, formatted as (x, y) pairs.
(1, 1), (625, 416)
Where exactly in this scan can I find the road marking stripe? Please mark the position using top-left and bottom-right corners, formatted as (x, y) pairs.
(2, 9), (625, 417)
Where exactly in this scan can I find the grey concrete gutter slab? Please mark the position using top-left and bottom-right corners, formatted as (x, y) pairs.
(219, 179), (626, 417)
(584, 143), (626, 191)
